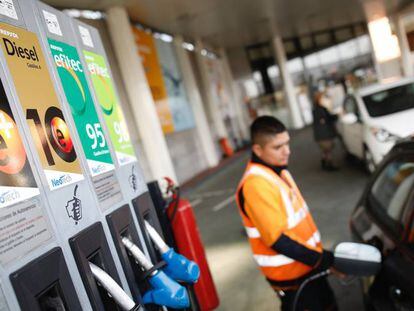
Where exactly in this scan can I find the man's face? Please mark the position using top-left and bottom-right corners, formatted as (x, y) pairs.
(253, 131), (291, 166)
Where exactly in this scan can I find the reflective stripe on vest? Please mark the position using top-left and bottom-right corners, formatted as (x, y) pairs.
(253, 254), (294, 267)
(246, 226), (321, 248)
(245, 226), (261, 238)
(306, 231), (321, 247)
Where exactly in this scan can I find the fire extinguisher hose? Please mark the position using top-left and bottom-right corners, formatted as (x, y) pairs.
(168, 186), (180, 223)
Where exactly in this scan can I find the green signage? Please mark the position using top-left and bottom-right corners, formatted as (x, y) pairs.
(48, 39), (114, 176)
(83, 50), (136, 166)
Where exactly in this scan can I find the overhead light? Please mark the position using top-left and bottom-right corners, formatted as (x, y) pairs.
(64, 9), (80, 18)
(153, 32), (173, 42)
(200, 48), (217, 59)
(159, 33), (173, 42)
(368, 17), (401, 62)
(64, 9), (104, 20)
(206, 51), (217, 59)
(182, 42), (195, 51)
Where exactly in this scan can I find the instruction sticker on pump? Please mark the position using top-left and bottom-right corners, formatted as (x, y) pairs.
(83, 50), (137, 166)
(0, 23), (84, 191)
(0, 79), (39, 207)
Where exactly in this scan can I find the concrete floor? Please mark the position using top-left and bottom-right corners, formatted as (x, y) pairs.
(183, 127), (369, 310)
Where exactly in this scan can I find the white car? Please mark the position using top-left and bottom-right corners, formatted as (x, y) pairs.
(338, 78), (414, 173)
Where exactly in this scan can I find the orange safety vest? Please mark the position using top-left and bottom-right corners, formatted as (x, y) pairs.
(236, 162), (323, 289)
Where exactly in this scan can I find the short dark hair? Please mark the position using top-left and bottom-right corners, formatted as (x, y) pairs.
(250, 116), (287, 145)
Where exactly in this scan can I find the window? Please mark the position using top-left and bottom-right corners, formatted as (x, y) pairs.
(343, 96), (360, 119)
(362, 82), (414, 117)
(318, 46), (339, 65)
(370, 157), (414, 234)
(338, 39), (358, 60)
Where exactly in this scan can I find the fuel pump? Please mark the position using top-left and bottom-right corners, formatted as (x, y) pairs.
(122, 237), (190, 309)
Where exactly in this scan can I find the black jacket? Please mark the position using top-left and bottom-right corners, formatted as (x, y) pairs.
(312, 105), (338, 141)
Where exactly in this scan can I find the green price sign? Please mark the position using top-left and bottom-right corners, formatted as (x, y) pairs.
(48, 39), (114, 176)
(83, 50), (136, 166)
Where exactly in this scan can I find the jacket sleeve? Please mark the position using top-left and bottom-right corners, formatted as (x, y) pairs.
(272, 232), (334, 269)
(243, 176), (334, 269)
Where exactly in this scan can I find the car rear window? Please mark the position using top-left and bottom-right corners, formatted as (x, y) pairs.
(363, 82), (414, 117)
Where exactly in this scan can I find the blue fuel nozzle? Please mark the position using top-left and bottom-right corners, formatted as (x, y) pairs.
(142, 270), (190, 309)
(161, 248), (200, 283)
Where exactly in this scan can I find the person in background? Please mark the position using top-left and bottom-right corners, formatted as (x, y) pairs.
(312, 91), (339, 171)
(236, 116), (340, 311)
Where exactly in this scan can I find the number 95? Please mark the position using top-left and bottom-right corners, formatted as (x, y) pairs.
(114, 121), (129, 143)
(86, 123), (105, 149)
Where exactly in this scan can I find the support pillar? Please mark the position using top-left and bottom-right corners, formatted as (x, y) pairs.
(363, 0), (403, 80)
(395, 14), (414, 77)
(219, 48), (250, 142)
(174, 36), (219, 167)
(106, 6), (177, 182)
(195, 40), (229, 144)
(272, 35), (304, 129)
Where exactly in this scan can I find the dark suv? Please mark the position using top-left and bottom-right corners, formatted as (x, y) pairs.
(350, 139), (414, 311)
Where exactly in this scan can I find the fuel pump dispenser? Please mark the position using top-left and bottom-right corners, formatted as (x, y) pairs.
(19, 1), (152, 308)
(0, 0), (153, 309)
(0, 0), (214, 309)
(0, 10), (112, 308)
(67, 20), (190, 308)
(0, 3), (111, 308)
(29, 2), (158, 307)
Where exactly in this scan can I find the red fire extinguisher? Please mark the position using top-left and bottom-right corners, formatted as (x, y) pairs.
(164, 178), (220, 311)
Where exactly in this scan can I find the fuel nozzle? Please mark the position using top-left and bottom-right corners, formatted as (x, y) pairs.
(333, 242), (381, 276)
(144, 221), (200, 283)
(121, 237), (190, 309)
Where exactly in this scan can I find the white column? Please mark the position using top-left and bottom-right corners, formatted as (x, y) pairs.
(395, 14), (414, 77)
(174, 36), (219, 167)
(363, 0), (403, 80)
(233, 80), (252, 133)
(219, 48), (250, 142)
(272, 35), (304, 129)
(195, 40), (229, 140)
(106, 6), (177, 182)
